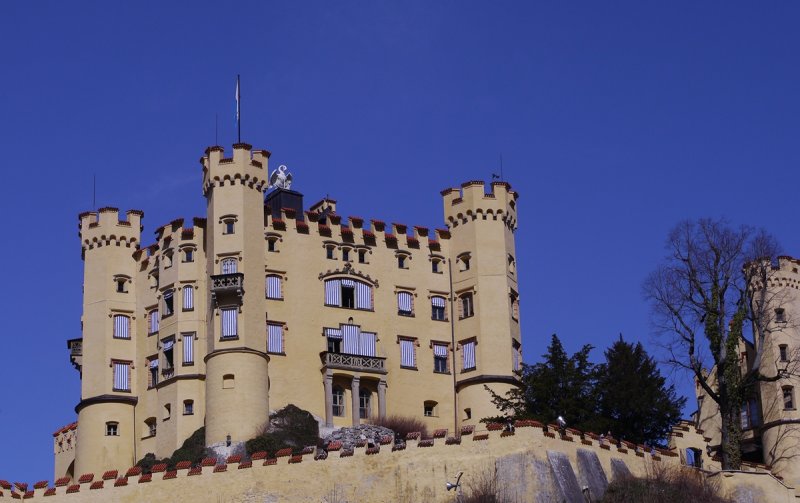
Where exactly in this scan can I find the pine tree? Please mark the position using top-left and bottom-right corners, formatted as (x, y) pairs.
(487, 334), (599, 431)
(595, 335), (685, 445)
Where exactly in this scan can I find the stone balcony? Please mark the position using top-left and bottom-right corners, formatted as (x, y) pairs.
(321, 352), (387, 374)
(210, 273), (244, 305)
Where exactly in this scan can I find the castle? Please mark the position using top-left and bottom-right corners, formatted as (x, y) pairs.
(55, 142), (522, 481)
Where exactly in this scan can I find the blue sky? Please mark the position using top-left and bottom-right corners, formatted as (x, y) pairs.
(2, 1), (799, 484)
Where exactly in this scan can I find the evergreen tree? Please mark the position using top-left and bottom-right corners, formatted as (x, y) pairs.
(595, 335), (685, 445)
(487, 334), (599, 431)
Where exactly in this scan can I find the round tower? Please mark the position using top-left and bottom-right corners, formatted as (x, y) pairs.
(75, 208), (142, 477)
(202, 144), (271, 448)
(754, 256), (800, 484)
(442, 181), (521, 426)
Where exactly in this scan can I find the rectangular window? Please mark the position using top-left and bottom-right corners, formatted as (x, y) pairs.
(358, 250), (367, 263)
(148, 358), (159, 387)
(183, 286), (194, 311)
(783, 387), (795, 410)
(106, 422), (119, 436)
(360, 331), (377, 357)
(400, 339), (416, 368)
(342, 249), (350, 262)
(326, 327), (342, 353)
(113, 315), (130, 339)
(776, 308), (786, 323)
(431, 296), (446, 321)
(355, 282), (372, 310)
(267, 323), (284, 354)
(780, 344), (789, 362)
(225, 221), (235, 234)
(162, 338), (175, 377)
(342, 280), (355, 308)
(183, 249), (194, 262)
(221, 308), (237, 339)
(460, 293), (474, 319)
(182, 333), (194, 365)
(163, 290), (174, 316)
(397, 291), (413, 316)
(462, 341), (476, 371)
(113, 361), (131, 391)
(266, 275), (283, 299)
(512, 340), (522, 371)
(433, 344), (448, 373)
(149, 309), (160, 334)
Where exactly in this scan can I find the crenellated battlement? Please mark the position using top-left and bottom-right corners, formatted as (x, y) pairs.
(201, 143), (270, 196)
(78, 208), (143, 258)
(441, 181), (518, 231)
(266, 206), (449, 252)
(23, 421), (691, 502)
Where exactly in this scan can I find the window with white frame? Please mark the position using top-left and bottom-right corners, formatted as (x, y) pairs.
(324, 278), (373, 310)
(113, 314), (131, 339)
(221, 257), (238, 274)
(266, 275), (283, 299)
(112, 361), (131, 391)
(397, 291), (414, 316)
(106, 422), (119, 436)
(221, 308), (237, 339)
(267, 323), (284, 354)
(399, 338), (416, 368)
(461, 340), (476, 371)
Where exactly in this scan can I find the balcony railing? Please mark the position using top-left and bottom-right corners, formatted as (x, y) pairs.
(321, 351), (387, 374)
(210, 273), (244, 305)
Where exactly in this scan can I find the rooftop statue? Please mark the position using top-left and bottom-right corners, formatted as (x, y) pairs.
(269, 165), (293, 190)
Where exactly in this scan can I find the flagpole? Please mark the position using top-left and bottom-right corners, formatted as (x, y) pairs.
(237, 74), (241, 143)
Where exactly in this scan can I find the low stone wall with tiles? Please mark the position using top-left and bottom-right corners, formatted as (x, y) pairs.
(3, 422), (795, 502)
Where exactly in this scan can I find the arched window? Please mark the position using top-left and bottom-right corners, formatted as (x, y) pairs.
(113, 315), (130, 339)
(332, 386), (345, 417)
(359, 389), (371, 419)
(221, 258), (238, 274)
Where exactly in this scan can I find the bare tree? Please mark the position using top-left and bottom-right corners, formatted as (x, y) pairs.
(644, 218), (797, 469)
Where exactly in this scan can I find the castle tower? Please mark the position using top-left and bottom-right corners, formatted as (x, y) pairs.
(442, 181), (521, 425)
(75, 208), (143, 476)
(201, 144), (271, 447)
(753, 256), (800, 484)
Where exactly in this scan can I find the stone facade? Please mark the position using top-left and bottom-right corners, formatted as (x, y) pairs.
(58, 142), (522, 481)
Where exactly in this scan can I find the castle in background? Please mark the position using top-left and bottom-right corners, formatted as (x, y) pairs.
(55, 142), (522, 480)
